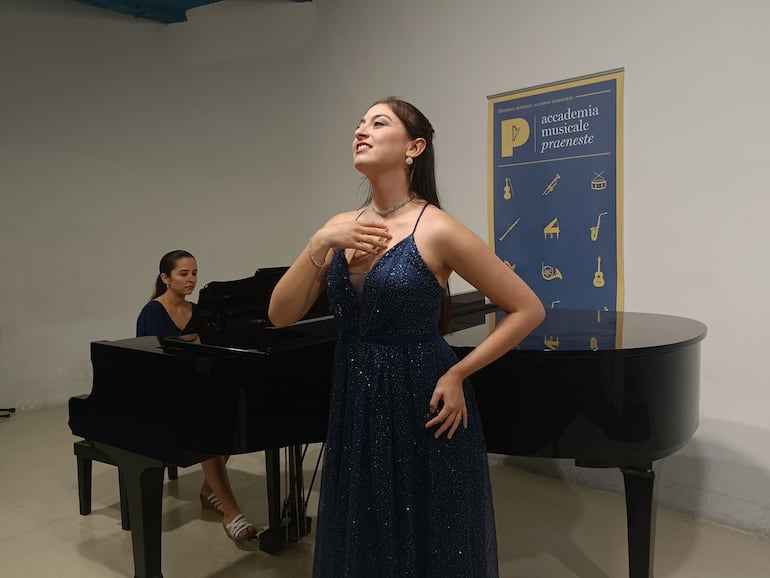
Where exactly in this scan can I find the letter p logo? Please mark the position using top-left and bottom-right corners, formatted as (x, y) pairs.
(501, 118), (530, 158)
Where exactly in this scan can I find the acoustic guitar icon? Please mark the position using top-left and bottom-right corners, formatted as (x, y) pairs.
(593, 256), (605, 288)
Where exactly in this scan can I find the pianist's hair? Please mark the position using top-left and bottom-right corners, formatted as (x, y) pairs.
(364, 97), (451, 332)
(153, 249), (195, 299)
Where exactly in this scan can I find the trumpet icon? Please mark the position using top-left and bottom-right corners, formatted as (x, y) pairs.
(543, 173), (561, 196)
(590, 212), (608, 241)
(541, 262), (563, 281)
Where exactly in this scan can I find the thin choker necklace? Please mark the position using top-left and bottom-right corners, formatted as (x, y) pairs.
(371, 197), (412, 217)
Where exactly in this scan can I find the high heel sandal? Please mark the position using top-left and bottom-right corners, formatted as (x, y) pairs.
(223, 513), (260, 551)
(199, 492), (225, 516)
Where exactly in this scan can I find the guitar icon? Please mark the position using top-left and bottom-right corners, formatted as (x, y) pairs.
(593, 256), (605, 288)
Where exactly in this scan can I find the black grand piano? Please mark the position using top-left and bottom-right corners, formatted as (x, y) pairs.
(68, 268), (706, 578)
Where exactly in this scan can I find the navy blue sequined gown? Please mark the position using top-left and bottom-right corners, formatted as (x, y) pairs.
(312, 207), (499, 577)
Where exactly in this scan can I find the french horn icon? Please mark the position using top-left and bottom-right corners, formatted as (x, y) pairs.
(541, 262), (563, 280)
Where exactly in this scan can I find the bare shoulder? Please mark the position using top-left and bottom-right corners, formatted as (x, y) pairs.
(417, 204), (482, 249)
(412, 205), (484, 283)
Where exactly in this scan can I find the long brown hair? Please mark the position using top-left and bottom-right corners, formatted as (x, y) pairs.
(364, 97), (451, 332)
(367, 96), (441, 209)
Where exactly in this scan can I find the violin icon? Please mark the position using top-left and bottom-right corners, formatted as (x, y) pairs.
(593, 256), (605, 288)
(503, 178), (513, 200)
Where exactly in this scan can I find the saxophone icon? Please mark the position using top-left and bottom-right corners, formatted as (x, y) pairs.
(590, 212), (608, 241)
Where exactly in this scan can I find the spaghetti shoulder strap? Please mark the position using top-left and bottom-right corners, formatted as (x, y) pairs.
(410, 203), (430, 235)
(354, 208), (367, 221)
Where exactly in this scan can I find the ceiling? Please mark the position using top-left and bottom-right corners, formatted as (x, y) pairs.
(73, 0), (311, 24)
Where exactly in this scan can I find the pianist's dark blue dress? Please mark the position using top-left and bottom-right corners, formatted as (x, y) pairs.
(136, 300), (197, 337)
(312, 206), (499, 577)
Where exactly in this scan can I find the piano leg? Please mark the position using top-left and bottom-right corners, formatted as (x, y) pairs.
(260, 448), (285, 553)
(621, 464), (656, 578)
(287, 444), (312, 541)
(260, 446), (312, 554)
(75, 452), (93, 516)
(95, 443), (166, 578)
(118, 469), (131, 531)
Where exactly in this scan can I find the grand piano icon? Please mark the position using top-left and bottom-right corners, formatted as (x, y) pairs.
(69, 268), (706, 578)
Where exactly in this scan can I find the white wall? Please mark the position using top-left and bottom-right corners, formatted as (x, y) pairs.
(1, 0), (768, 537)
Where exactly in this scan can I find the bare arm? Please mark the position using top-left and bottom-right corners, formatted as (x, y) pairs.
(424, 212), (545, 438)
(441, 217), (545, 381)
(267, 212), (392, 327)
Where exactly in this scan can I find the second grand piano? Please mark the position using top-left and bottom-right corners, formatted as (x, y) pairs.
(69, 270), (706, 578)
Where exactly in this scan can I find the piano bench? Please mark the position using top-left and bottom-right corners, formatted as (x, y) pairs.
(73, 440), (178, 531)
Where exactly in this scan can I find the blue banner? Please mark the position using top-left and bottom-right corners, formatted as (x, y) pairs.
(488, 71), (624, 319)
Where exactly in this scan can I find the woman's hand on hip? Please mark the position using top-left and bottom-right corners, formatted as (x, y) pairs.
(425, 371), (467, 439)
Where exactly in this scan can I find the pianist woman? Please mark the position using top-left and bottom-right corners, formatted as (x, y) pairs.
(136, 249), (260, 550)
(268, 98), (545, 576)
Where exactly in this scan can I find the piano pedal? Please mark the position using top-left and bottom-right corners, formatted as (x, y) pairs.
(257, 516), (313, 554)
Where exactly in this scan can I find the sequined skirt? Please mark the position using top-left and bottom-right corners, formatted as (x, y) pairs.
(311, 334), (499, 578)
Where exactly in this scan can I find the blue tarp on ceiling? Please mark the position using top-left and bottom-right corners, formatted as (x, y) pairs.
(74, 0), (311, 24)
